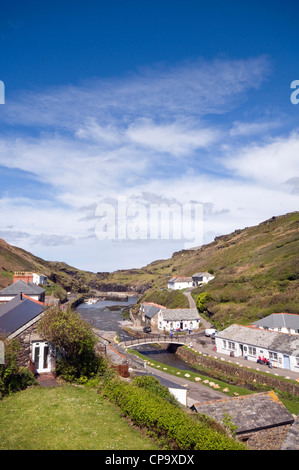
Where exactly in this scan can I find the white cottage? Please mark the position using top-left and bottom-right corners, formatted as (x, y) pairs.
(215, 324), (299, 373)
(167, 277), (193, 290)
(251, 313), (299, 336)
(157, 308), (200, 332)
(0, 280), (46, 304)
(192, 272), (215, 287)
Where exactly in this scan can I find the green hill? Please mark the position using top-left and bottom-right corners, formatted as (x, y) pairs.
(96, 211), (299, 326)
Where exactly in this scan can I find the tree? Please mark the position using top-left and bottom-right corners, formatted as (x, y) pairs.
(38, 307), (106, 382)
(196, 292), (212, 312)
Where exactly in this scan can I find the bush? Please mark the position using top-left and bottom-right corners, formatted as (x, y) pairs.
(100, 374), (245, 450)
(132, 375), (180, 407)
(0, 338), (37, 397)
(38, 307), (107, 383)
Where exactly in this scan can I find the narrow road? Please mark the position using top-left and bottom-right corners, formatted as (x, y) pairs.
(183, 289), (211, 330)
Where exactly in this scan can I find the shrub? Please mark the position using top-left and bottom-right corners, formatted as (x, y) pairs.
(132, 375), (180, 407)
(0, 338), (37, 397)
(38, 307), (107, 382)
(100, 374), (245, 450)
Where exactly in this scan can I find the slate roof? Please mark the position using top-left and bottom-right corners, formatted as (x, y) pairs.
(192, 272), (213, 278)
(193, 391), (294, 435)
(161, 308), (200, 321)
(280, 414), (299, 450)
(168, 277), (193, 283)
(0, 280), (45, 296)
(0, 294), (46, 336)
(140, 302), (165, 319)
(252, 313), (299, 331)
(216, 324), (299, 357)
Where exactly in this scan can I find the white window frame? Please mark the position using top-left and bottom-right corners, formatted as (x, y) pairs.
(269, 351), (278, 361)
(248, 346), (257, 356)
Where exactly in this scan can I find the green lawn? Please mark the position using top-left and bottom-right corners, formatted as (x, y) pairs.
(0, 384), (159, 450)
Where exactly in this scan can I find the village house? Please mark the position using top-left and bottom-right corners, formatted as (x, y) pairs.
(157, 308), (200, 332)
(139, 302), (166, 329)
(191, 391), (295, 450)
(191, 272), (215, 287)
(167, 272), (215, 290)
(138, 303), (200, 332)
(215, 324), (299, 373)
(0, 293), (56, 375)
(0, 279), (46, 304)
(13, 271), (48, 286)
(167, 276), (193, 290)
(251, 313), (299, 335)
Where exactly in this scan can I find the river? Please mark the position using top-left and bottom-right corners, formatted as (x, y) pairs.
(76, 296), (138, 342)
(76, 299), (198, 372)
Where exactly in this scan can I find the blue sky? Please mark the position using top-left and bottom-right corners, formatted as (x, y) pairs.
(0, 1), (298, 272)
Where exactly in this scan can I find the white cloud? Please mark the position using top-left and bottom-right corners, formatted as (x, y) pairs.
(126, 118), (218, 156)
(1, 54), (297, 271)
(224, 131), (299, 187)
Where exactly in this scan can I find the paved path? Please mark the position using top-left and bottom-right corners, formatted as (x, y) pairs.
(183, 289), (212, 330)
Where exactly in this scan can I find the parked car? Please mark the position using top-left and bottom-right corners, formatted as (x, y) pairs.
(205, 328), (218, 337)
(143, 326), (151, 333)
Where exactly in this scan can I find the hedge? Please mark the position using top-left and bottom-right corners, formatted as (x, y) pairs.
(100, 374), (246, 450)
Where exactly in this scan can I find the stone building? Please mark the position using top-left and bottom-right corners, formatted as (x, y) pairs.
(191, 391), (295, 450)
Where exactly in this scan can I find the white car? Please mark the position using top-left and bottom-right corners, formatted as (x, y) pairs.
(205, 328), (218, 337)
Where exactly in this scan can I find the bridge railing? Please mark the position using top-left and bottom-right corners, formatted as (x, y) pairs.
(122, 334), (190, 347)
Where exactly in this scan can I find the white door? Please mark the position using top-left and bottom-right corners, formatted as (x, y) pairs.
(32, 342), (50, 373)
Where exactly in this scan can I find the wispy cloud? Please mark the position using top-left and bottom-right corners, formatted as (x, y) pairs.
(1, 54), (297, 270)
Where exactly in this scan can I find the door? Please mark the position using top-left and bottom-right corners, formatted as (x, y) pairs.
(283, 354), (290, 370)
(32, 342), (50, 373)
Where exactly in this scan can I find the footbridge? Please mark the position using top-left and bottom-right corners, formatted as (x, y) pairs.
(119, 334), (193, 349)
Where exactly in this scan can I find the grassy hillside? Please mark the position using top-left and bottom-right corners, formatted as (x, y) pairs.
(0, 238), (94, 299)
(100, 211), (299, 325)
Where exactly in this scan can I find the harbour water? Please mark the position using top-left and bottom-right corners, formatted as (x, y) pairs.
(76, 296), (138, 342)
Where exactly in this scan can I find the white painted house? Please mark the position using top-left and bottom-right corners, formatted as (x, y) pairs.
(251, 313), (299, 336)
(215, 324), (299, 373)
(0, 280), (46, 304)
(157, 308), (200, 332)
(167, 276), (193, 290)
(192, 272), (215, 287)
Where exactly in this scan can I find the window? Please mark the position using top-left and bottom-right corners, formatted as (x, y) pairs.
(295, 357), (299, 368)
(269, 351), (278, 361)
(248, 347), (256, 356)
(222, 340), (235, 350)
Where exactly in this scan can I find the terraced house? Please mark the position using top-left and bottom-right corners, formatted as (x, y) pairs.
(215, 324), (299, 373)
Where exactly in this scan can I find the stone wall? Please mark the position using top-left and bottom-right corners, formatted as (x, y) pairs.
(242, 424), (292, 451)
(177, 347), (299, 396)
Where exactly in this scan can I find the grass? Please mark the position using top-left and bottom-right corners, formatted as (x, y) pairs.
(0, 384), (159, 450)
